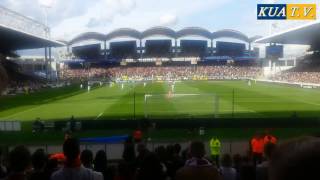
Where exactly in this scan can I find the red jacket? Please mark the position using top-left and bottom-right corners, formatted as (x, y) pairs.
(251, 138), (264, 154)
(263, 135), (277, 145)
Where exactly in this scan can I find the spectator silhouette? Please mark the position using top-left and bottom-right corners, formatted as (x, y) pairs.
(239, 156), (255, 180)
(175, 141), (221, 180)
(135, 152), (166, 180)
(7, 146), (31, 180)
(81, 149), (105, 180)
(51, 138), (102, 180)
(256, 143), (276, 180)
(45, 158), (59, 180)
(0, 148), (7, 179)
(269, 137), (320, 180)
(80, 150), (94, 169)
(94, 150), (112, 180)
(220, 154), (237, 180)
(113, 161), (134, 180)
(171, 143), (184, 175)
(232, 154), (242, 173)
(122, 136), (135, 163)
(29, 149), (49, 180)
(135, 143), (149, 169)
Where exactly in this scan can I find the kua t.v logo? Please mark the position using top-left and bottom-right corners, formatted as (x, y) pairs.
(257, 4), (316, 20)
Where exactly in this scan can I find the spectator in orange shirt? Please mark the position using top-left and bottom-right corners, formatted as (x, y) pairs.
(251, 134), (264, 166)
(133, 129), (143, 143)
(263, 134), (277, 145)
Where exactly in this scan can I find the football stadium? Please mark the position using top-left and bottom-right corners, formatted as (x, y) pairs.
(1, 1), (320, 180)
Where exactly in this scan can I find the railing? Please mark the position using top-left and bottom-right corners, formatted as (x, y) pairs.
(0, 121), (21, 132)
(0, 5), (49, 39)
(8, 140), (250, 160)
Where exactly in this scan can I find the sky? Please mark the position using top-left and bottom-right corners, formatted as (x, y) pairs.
(1, 0), (319, 56)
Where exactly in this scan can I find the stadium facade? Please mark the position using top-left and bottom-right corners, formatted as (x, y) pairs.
(65, 27), (261, 63)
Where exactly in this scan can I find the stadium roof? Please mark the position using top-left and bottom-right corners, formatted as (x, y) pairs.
(69, 32), (105, 45)
(176, 27), (212, 39)
(106, 28), (141, 40)
(249, 35), (263, 43)
(0, 24), (64, 52)
(142, 26), (176, 38)
(212, 29), (249, 42)
(255, 21), (320, 45)
(68, 27), (254, 45)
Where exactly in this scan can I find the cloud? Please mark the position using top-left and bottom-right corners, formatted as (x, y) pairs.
(160, 14), (178, 26)
(52, 0), (238, 39)
(1, 0), (235, 40)
(38, 0), (55, 8)
(84, 0), (137, 28)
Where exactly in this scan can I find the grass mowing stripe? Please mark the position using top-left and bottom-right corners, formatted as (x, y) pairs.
(101, 83), (136, 118)
(216, 81), (320, 117)
(2, 81), (320, 121)
(182, 81), (263, 117)
(0, 85), (85, 118)
(1, 86), (105, 121)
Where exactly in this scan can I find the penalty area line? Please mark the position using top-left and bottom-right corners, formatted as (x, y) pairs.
(95, 112), (104, 120)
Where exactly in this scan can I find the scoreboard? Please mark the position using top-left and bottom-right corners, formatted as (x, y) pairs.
(216, 41), (245, 57)
(145, 40), (172, 57)
(72, 44), (101, 60)
(180, 40), (207, 56)
(266, 45), (283, 59)
(110, 41), (137, 59)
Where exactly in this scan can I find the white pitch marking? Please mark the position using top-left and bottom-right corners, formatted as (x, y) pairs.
(95, 112), (104, 120)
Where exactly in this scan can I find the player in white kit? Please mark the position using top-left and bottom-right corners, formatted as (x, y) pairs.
(171, 82), (175, 93)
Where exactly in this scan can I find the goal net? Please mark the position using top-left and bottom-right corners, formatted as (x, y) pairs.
(144, 93), (219, 119)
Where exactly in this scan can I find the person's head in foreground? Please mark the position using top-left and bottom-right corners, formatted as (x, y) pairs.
(175, 141), (221, 180)
(221, 154), (233, 168)
(63, 137), (81, 167)
(31, 149), (48, 171)
(9, 146), (31, 175)
(190, 140), (206, 159)
(269, 136), (320, 180)
(94, 150), (108, 173)
(263, 142), (276, 160)
(80, 149), (93, 169)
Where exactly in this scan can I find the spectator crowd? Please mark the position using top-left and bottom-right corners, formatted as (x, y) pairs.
(0, 133), (319, 180)
(1, 82), (44, 96)
(272, 71), (320, 84)
(60, 66), (262, 81)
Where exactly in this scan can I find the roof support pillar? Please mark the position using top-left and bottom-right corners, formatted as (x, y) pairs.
(49, 47), (52, 81)
(174, 39), (178, 57)
(139, 39), (143, 59)
(104, 40), (107, 60)
(211, 39), (214, 55)
(45, 47), (48, 79)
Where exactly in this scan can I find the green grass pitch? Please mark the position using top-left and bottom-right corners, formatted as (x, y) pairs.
(1, 80), (320, 121)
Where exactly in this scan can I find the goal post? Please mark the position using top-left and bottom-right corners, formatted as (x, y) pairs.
(144, 93), (219, 119)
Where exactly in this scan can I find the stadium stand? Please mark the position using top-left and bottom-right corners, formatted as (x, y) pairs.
(0, 55), (8, 92)
(271, 53), (320, 84)
(59, 65), (262, 82)
(0, 58), (47, 96)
